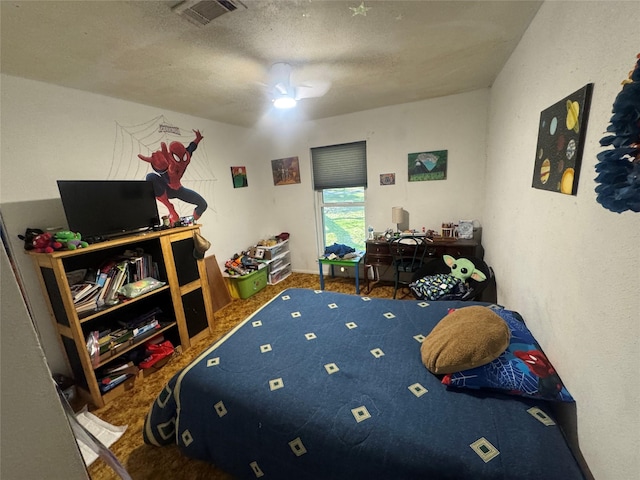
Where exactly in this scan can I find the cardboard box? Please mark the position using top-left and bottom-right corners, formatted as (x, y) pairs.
(226, 268), (268, 299)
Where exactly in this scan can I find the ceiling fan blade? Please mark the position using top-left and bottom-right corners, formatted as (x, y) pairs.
(267, 62), (331, 103)
(273, 82), (289, 95)
(294, 80), (332, 100)
(268, 62), (293, 88)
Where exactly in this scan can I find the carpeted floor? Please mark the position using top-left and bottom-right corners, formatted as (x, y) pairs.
(87, 272), (398, 480)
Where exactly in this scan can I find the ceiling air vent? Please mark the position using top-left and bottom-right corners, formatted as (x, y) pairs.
(172, 0), (246, 26)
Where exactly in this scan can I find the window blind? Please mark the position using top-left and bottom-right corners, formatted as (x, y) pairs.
(311, 141), (367, 190)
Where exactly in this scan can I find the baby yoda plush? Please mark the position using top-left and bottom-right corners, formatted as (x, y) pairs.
(443, 255), (486, 283)
(409, 255), (485, 301)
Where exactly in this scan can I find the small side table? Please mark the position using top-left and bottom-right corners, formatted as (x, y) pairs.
(318, 254), (364, 294)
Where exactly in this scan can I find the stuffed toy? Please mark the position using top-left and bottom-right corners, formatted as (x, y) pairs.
(54, 231), (89, 250)
(31, 232), (64, 253)
(18, 227), (45, 251)
(444, 255), (486, 283)
(410, 255), (486, 301)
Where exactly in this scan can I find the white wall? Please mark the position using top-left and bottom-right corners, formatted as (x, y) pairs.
(1, 75), (490, 373)
(1, 240), (88, 480)
(484, 2), (640, 479)
(0, 74), (265, 372)
(5, 3), (638, 476)
(256, 89), (490, 273)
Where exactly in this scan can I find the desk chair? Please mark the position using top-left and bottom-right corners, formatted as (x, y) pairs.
(389, 236), (429, 299)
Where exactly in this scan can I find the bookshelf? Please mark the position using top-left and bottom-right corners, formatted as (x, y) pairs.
(29, 225), (215, 408)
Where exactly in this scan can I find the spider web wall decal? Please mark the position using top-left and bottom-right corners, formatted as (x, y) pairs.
(108, 115), (217, 221)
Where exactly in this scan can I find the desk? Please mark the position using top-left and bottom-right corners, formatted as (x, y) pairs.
(365, 237), (483, 293)
(318, 254), (364, 294)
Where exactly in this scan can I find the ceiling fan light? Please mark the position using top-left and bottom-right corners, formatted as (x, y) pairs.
(273, 96), (297, 109)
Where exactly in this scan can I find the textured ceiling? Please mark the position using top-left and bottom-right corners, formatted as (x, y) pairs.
(0, 0), (542, 127)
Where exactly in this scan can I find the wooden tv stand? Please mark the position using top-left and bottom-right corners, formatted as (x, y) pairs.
(29, 225), (215, 408)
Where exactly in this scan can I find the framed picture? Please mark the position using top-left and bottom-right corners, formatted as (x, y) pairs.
(532, 83), (593, 195)
(408, 150), (447, 182)
(380, 173), (395, 186)
(230, 166), (248, 188)
(271, 156), (301, 186)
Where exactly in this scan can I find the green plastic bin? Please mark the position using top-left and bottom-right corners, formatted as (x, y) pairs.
(226, 268), (268, 299)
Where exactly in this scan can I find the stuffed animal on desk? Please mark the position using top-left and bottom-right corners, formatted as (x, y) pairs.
(409, 255), (486, 301)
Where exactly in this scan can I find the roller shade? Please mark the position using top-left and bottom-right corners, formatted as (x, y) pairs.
(311, 141), (367, 190)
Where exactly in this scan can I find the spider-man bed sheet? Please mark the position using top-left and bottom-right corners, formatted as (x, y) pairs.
(144, 288), (584, 479)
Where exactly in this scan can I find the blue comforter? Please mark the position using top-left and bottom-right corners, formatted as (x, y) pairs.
(144, 288), (584, 479)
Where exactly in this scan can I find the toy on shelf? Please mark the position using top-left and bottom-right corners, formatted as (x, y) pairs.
(30, 232), (64, 253)
(225, 252), (261, 276)
(54, 231), (89, 250)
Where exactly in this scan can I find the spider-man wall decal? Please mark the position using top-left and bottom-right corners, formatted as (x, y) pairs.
(138, 129), (207, 224)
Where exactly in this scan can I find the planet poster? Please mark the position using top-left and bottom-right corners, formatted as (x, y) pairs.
(532, 84), (593, 195)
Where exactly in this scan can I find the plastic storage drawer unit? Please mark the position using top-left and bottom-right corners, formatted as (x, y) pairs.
(258, 239), (289, 260)
(269, 263), (292, 285)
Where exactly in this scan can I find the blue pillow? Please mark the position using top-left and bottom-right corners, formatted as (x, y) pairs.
(442, 307), (574, 402)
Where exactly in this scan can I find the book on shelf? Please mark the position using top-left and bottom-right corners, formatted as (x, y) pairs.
(96, 274), (113, 308)
(103, 261), (129, 306)
(132, 318), (159, 337)
(110, 250), (156, 283)
(98, 334), (112, 344)
(99, 342), (112, 355)
(69, 282), (87, 300)
(72, 282), (99, 303)
(98, 328), (112, 339)
(102, 361), (139, 378)
(97, 308), (165, 355)
(110, 328), (134, 345)
(97, 372), (130, 393)
(75, 289), (101, 314)
(117, 307), (163, 330)
(74, 250), (164, 314)
(96, 270), (109, 288)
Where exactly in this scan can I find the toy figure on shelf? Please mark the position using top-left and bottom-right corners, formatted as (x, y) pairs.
(30, 232), (64, 253)
(54, 231), (89, 250)
(18, 227), (47, 251)
(138, 129), (208, 225)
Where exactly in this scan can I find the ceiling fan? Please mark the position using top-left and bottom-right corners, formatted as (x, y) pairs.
(268, 63), (331, 109)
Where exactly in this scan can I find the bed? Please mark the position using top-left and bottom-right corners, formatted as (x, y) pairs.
(144, 288), (584, 479)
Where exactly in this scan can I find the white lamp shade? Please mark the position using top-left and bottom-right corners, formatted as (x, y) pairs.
(392, 207), (403, 224)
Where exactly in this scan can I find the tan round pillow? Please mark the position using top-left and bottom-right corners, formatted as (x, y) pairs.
(421, 306), (510, 374)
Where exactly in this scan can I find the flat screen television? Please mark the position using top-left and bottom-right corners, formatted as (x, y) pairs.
(57, 180), (160, 242)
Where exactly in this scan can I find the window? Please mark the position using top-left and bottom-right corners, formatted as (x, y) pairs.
(311, 142), (367, 252)
(319, 187), (366, 251)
